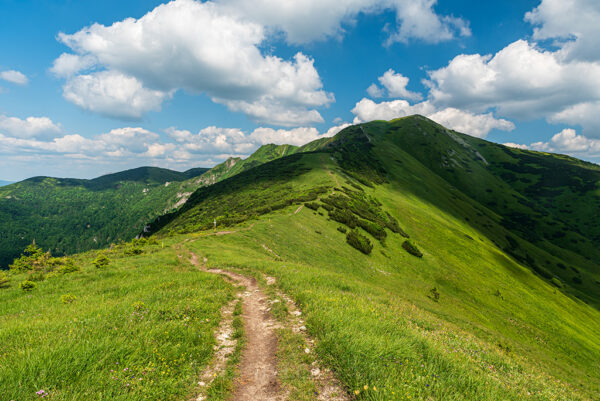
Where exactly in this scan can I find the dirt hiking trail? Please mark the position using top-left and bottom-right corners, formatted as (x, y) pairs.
(187, 251), (349, 401)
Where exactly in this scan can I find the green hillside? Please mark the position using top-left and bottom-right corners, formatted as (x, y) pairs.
(1, 116), (599, 400)
(0, 166), (208, 268)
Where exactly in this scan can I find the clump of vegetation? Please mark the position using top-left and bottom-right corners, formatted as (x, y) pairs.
(428, 287), (440, 302)
(304, 202), (320, 211)
(329, 208), (358, 228)
(57, 261), (79, 275)
(26, 271), (45, 282)
(0, 271), (10, 288)
(9, 242), (46, 273)
(357, 219), (387, 242)
(551, 277), (563, 288)
(92, 254), (110, 269)
(402, 240), (423, 258)
(346, 230), (373, 255)
(61, 294), (77, 304)
(337, 226), (347, 234)
(19, 280), (37, 292)
(125, 247), (144, 256)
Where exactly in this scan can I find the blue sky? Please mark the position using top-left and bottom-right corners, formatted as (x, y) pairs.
(1, 0), (599, 181)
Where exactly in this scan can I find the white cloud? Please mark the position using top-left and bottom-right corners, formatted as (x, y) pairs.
(503, 142), (529, 150)
(54, 0), (333, 125)
(530, 128), (600, 155)
(422, 1), (600, 137)
(218, 0), (470, 44)
(62, 71), (171, 119)
(525, 0), (600, 62)
(367, 83), (385, 98)
(351, 98), (514, 138)
(50, 53), (96, 77)
(367, 69), (422, 100)
(427, 108), (515, 138)
(0, 115), (61, 138)
(0, 70), (28, 85)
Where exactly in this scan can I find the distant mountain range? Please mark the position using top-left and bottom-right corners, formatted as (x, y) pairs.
(0, 180), (14, 187)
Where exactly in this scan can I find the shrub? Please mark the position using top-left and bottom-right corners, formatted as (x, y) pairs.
(61, 294), (77, 304)
(402, 240), (423, 258)
(385, 213), (409, 237)
(305, 202), (320, 211)
(320, 203), (334, 212)
(329, 208), (358, 228)
(428, 287), (440, 302)
(20, 280), (37, 292)
(337, 226), (347, 234)
(346, 230), (373, 255)
(92, 254), (110, 269)
(0, 271), (10, 288)
(57, 262), (79, 275)
(357, 219), (387, 242)
(124, 247), (144, 256)
(551, 277), (563, 288)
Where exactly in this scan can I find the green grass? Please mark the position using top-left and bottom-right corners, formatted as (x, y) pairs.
(2, 116), (599, 401)
(0, 239), (234, 400)
(174, 165), (599, 400)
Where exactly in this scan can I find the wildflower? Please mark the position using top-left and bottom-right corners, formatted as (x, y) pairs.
(354, 390), (360, 395)
(364, 385), (368, 390)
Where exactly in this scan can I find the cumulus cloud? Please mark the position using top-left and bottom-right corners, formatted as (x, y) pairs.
(530, 128), (600, 156)
(218, 0), (469, 44)
(53, 0), (333, 125)
(62, 71), (171, 119)
(422, 0), (600, 137)
(0, 70), (28, 85)
(351, 98), (514, 138)
(525, 0), (600, 62)
(0, 115), (61, 138)
(367, 69), (422, 100)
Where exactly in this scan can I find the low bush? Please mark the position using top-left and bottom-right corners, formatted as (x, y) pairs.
(402, 240), (423, 258)
(304, 202), (320, 211)
(61, 294), (77, 304)
(57, 262), (79, 275)
(26, 272), (45, 282)
(20, 280), (37, 292)
(385, 213), (409, 237)
(346, 230), (373, 255)
(0, 271), (10, 288)
(329, 208), (358, 228)
(357, 219), (387, 242)
(551, 277), (563, 288)
(429, 287), (440, 302)
(337, 226), (347, 234)
(92, 254), (110, 268)
(124, 246), (144, 256)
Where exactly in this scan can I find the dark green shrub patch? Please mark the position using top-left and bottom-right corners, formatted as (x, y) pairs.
(337, 226), (347, 234)
(19, 280), (36, 291)
(0, 271), (9, 288)
(385, 212), (409, 237)
(329, 208), (358, 228)
(402, 240), (423, 258)
(357, 219), (387, 242)
(346, 229), (373, 255)
(92, 254), (110, 268)
(304, 202), (320, 211)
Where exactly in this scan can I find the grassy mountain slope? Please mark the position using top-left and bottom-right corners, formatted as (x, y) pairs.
(142, 116), (599, 399)
(1, 116), (598, 400)
(0, 166), (209, 268)
(0, 143), (320, 269)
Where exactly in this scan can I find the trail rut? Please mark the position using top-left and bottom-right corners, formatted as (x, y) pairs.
(190, 253), (284, 401)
